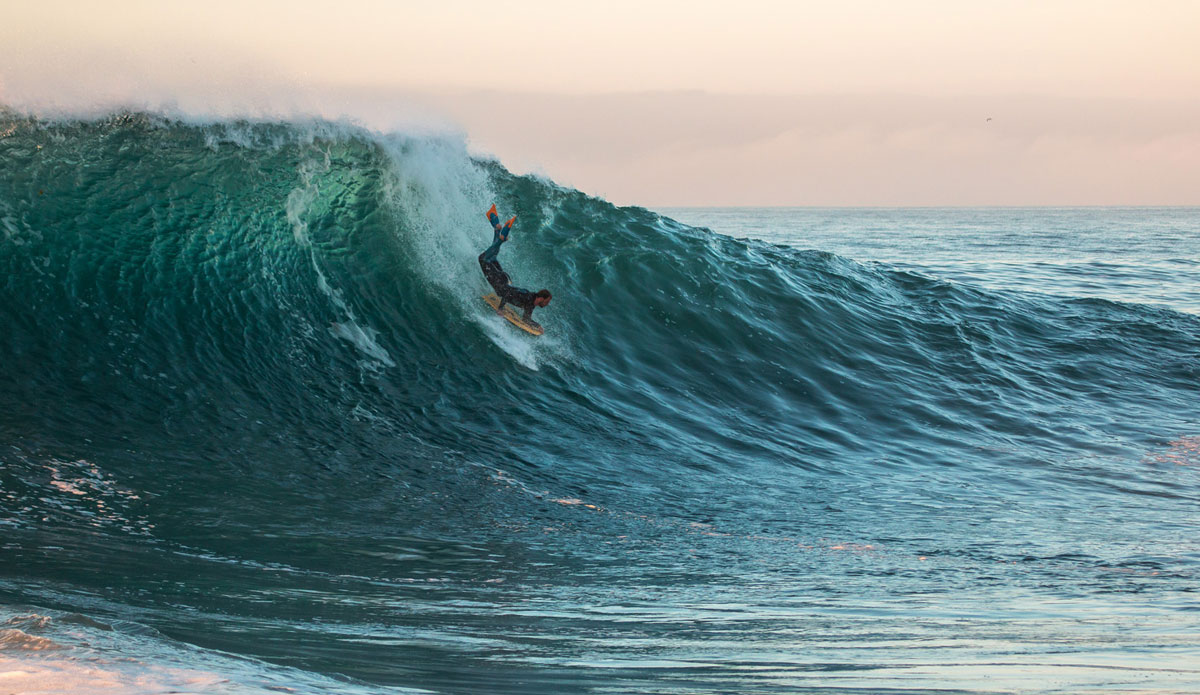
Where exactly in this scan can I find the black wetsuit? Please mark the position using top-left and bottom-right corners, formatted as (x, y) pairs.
(479, 249), (538, 320)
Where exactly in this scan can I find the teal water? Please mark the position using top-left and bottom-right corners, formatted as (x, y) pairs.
(1, 113), (1199, 694)
(660, 206), (1200, 315)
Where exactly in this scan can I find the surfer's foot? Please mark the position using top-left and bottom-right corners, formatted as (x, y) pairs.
(486, 204), (500, 228)
(500, 216), (516, 241)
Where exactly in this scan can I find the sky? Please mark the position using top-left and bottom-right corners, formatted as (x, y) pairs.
(2, 0), (1198, 206)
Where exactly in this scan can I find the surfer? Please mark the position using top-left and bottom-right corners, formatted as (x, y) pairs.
(478, 204), (552, 321)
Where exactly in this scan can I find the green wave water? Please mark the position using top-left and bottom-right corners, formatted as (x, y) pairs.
(1, 112), (1199, 694)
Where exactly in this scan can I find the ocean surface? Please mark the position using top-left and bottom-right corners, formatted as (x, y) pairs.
(1, 113), (1198, 695)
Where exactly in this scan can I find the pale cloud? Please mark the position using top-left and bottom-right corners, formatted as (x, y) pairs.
(396, 90), (1200, 206)
(4, 0), (1198, 98)
(1, 1), (1197, 205)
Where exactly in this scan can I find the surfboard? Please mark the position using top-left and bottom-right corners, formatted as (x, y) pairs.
(482, 293), (544, 336)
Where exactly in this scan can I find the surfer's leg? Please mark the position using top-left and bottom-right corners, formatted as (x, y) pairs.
(480, 237), (504, 264)
(478, 254), (509, 293)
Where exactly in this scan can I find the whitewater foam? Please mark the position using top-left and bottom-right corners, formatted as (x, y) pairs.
(0, 611), (402, 695)
(375, 132), (567, 368)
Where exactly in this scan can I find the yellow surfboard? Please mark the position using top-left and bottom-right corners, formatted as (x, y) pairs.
(482, 293), (544, 336)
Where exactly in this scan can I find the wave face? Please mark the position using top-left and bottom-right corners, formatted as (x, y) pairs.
(2, 114), (1200, 694)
